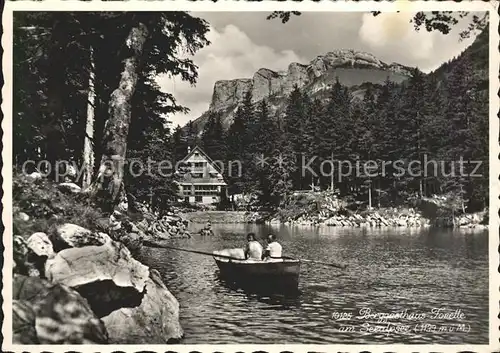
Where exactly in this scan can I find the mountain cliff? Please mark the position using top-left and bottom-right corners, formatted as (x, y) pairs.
(189, 49), (414, 132)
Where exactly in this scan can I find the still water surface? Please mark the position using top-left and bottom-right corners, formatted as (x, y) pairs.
(138, 225), (488, 344)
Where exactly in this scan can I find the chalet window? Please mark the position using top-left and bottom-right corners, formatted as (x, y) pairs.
(194, 185), (218, 191)
(195, 191), (218, 196)
(195, 196), (202, 202)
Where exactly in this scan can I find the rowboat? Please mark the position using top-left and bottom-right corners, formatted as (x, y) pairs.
(212, 248), (301, 292)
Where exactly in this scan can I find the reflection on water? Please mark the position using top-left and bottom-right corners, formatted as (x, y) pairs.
(138, 224), (488, 344)
(215, 274), (302, 297)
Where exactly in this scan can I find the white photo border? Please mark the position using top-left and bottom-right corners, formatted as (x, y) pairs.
(2, 0), (499, 351)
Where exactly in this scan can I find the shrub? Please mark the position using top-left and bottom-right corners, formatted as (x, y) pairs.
(13, 172), (104, 237)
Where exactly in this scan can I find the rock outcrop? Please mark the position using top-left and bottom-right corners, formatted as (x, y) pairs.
(102, 269), (183, 343)
(13, 274), (108, 344)
(12, 174), (187, 345)
(191, 49), (413, 132)
(14, 235), (47, 277)
(210, 78), (252, 111)
(27, 232), (55, 258)
(51, 223), (111, 251)
(207, 49), (412, 112)
(140, 213), (191, 240)
(57, 182), (82, 194)
(14, 225), (184, 345)
(45, 240), (150, 317)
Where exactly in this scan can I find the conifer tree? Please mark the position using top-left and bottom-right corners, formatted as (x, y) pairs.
(171, 125), (187, 164)
(226, 91), (255, 195)
(252, 100), (280, 205)
(202, 111), (227, 163)
(186, 120), (199, 149)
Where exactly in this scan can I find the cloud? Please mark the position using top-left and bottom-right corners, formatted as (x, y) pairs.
(158, 24), (307, 127)
(359, 12), (436, 62)
(358, 12), (478, 72)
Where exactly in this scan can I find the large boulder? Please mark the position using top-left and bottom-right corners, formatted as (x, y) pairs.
(121, 232), (143, 255)
(13, 235), (41, 277)
(149, 221), (171, 240)
(51, 223), (111, 251)
(26, 171), (43, 182)
(14, 235), (29, 272)
(13, 300), (38, 344)
(57, 182), (82, 194)
(102, 269), (183, 343)
(26, 232), (54, 258)
(16, 211), (30, 222)
(45, 240), (149, 317)
(13, 274), (108, 344)
(135, 219), (150, 232)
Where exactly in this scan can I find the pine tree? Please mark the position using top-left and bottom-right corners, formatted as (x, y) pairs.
(302, 98), (324, 190)
(283, 85), (309, 190)
(253, 100), (280, 205)
(226, 90), (255, 195)
(392, 68), (427, 199)
(186, 120), (199, 149)
(439, 54), (476, 212)
(268, 137), (296, 207)
(202, 111), (227, 163)
(171, 125), (187, 164)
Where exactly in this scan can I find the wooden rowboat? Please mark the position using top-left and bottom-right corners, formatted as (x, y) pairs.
(213, 248), (301, 292)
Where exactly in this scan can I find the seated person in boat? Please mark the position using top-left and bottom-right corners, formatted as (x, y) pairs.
(244, 233), (263, 260)
(263, 234), (282, 260)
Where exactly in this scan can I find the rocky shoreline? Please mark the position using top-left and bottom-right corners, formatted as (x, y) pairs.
(12, 174), (189, 344)
(181, 210), (266, 224)
(181, 208), (487, 229)
(261, 192), (489, 229)
(266, 208), (488, 229)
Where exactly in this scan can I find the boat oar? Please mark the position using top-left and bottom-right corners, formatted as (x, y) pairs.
(142, 240), (243, 261)
(298, 258), (347, 269)
(276, 256), (347, 269)
(143, 241), (347, 269)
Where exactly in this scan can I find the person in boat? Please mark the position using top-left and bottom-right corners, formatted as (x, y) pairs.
(244, 233), (263, 260)
(263, 234), (282, 260)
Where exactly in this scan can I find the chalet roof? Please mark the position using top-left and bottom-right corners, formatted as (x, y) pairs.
(177, 145), (227, 186)
(180, 145), (223, 173)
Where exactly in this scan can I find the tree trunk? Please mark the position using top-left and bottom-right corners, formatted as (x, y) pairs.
(44, 16), (67, 178)
(377, 179), (381, 208)
(92, 22), (149, 212)
(82, 46), (96, 189)
(368, 181), (372, 210)
(330, 153), (334, 191)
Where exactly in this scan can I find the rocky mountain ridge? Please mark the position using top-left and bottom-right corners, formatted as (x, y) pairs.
(210, 49), (412, 111)
(190, 49), (414, 131)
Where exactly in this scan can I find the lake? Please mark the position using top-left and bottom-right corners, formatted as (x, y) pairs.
(138, 224), (489, 344)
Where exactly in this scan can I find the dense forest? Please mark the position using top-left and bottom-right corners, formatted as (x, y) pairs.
(177, 28), (489, 212)
(13, 12), (489, 214)
(14, 12), (210, 211)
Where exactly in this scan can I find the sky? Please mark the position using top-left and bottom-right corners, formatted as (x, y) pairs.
(156, 11), (481, 127)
